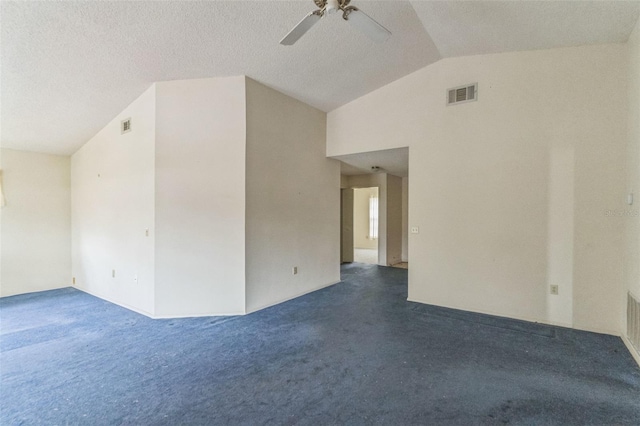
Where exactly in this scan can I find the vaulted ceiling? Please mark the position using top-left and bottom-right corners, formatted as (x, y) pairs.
(2, 1), (639, 155)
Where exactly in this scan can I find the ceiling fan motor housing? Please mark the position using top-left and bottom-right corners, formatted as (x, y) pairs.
(315, 0), (351, 14)
(280, 0), (390, 45)
(326, 0), (340, 14)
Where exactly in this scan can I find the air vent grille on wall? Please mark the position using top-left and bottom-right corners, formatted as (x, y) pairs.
(447, 83), (478, 106)
(121, 118), (131, 135)
(628, 292), (640, 353)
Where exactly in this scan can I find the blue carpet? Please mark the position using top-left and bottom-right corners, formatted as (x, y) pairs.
(1, 263), (639, 425)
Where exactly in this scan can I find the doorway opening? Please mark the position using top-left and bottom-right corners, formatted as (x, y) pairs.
(336, 147), (409, 269)
(353, 187), (379, 264)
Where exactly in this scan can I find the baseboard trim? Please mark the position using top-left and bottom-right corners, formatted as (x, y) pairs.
(569, 323), (621, 336)
(76, 286), (246, 319)
(407, 298), (584, 336)
(0, 284), (70, 299)
(75, 286), (155, 318)
(622, 334), (640, 368)
(152, 311), (245, 319)
(246, 280), (341, 314)
(406, 297), (618, 336)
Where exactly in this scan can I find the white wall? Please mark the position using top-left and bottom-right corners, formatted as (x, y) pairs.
(154, 77), (246, 317)
(245, 77), (340, 313)
(71, 85), (156, 315)
(625, 19), (640, 358)
(328, 44), (627, 334)
(353, 187), (378, 249)
(1, 149), (70, 296)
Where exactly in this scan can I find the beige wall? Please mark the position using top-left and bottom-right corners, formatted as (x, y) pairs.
(401, 177), (408, 262)
(244, 77), (340, 313)
(625, 19), (640, 358)
(353, 187), (378, 249)
(626, 19), (640, 301)
(340, 175), (350, 189)
(72, 79), (246, 317)
(71, 85), (156, 315)
(341, 188), (354, 263)
(70, 76), (338, 317)
(386, 174), (403, 266)
(155, 77), (247, 317)
(328, 44), (627, 334)
(1, 149), (70, 296)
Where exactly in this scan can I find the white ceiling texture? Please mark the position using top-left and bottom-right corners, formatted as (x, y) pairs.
(2, 1), (640, 157)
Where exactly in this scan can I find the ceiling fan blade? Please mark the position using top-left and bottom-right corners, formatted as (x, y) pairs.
(345, 8), (391, 43)
(280, 11), (323, 45)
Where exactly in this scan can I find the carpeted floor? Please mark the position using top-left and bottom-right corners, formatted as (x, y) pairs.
(1, 263), (639, 425)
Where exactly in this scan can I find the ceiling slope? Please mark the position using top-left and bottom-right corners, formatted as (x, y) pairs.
(412, 0), (640, 57)
(2, 1), (639, 155)
(1, 0), (439, 155)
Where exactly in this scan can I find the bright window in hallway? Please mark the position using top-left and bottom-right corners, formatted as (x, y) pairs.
(369, 195), (378, 239)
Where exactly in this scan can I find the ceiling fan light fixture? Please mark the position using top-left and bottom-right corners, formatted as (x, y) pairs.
(280, 0), (391, 46)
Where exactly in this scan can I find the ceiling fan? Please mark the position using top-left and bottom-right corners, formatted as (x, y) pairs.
(280, 0), (392, 46)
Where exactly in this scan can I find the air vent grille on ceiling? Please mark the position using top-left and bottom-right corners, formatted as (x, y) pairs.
(121, 118), (131, 135)
(447, 83), (478, 106)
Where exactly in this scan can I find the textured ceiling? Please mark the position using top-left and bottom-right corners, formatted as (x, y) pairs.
(1, 0), (438, 155)
(413, 0), (640, 57)
(2, 1), (639, 155)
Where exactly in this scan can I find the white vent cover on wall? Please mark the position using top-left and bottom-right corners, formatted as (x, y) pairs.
(121, 118), (132, 135)
(447, 83), (478, 106)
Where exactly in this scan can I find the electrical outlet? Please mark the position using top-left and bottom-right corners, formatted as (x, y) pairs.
(292, 266), (298, 275)
(112, 269), (116, 278)
(72, 277), (76, 285)
(145, 229), (149, 237)
(550, 285), (559, 295)
(133, 274), (138, 283)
